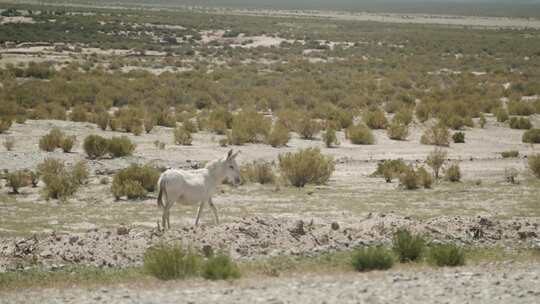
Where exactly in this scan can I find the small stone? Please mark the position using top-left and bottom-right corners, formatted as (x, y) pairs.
(330, 222), (340, 231)
(69, 236), (79, 245)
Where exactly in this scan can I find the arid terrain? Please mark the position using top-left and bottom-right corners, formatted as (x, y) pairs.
(0, 1), (540, 303)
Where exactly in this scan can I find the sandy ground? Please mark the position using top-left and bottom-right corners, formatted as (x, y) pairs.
(2, 263), (540, 304)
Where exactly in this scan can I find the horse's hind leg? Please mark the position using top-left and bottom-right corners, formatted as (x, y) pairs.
(195, 201), (206, 226)
(208, 198), (219, 225)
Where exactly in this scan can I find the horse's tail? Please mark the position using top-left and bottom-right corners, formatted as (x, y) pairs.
(157, 175), (165, 209)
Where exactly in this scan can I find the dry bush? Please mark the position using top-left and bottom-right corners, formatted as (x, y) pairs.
(144, 117), (156, 134)
(372, 159), (408, 183)
(60, 135), (76, 153)
(96, 111), (110, 131)
(208, 107), (233, 135)
(229, 110), (271, 145)
(421, 123), (450, 147)
(387, 121), (409, 141)
(296, 117), (321, 140)
(445, 163), (461, 182)
(70, 105), (88, 122)
(347, 124), (375, 145)
(394, 108), (414, 126)
(0, 119), (12, 134)
(363, 108), (388, 129)
(174, 126), (193, 145)
(240, 160), (276, 184)
(352, 246), (394, 272)
(182, 119), (198, 133)
(276, 109), (302, 131)
(39, 128), (65, 152)
(479, 114), (487, 128)
(111, 164), (160, 199)
(427, 148), (447, 179)
(392, 229), (426, 262)
(399, 166), (432, 190)
(522, 129), (540, 144)
(153, 140), (166, 150)
(83, 135), (110, 159)
(504, 168), (519, 184)
(144, 245), (201, 280)
(445, 115), (473, 130)
(278, 148), (335, 187)
(3, 137), (15, 151)
(509, 117), (532, 129)
(494, 108), (509, 122)
(529, 154), (540, 178)
(508, 100), (535, 116)
(38, 158), (83, 200)
(416, 167), (433, 189)
(202, 254), (241, 281)
(428, 244), (465, 267)
(322, 128), (340, 147)
(27, 170), (40, 187)
(267, 123), (290, 148)
(108, 136), (136, 157)
(6, 171), (29, 194)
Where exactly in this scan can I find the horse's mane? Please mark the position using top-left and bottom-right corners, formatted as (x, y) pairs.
(204, 157), (225, 172)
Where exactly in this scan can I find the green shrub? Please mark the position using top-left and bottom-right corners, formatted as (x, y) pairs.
(229, 110), (271, 145)
(509, 117), (532, 129)
(267, 123), (290, 148)
(363, 108), (388, 129)
(347, 124), (375, 145)
(522, 129), (540, 143)
(296, 117), (321, 140)
(108, 136), (136, 157)
(479, 114), (487, 128)
(72, 161), (89, 185)
(392, 229), (426, 262)
(202, 253), (241, 280)
(387, 121), (409, 141)
(427, 148), (447, 179)
(39, 128), (65, 152)
(144, 245), (201, 280)
(96, 112), (110, 131)
(452, 132), (465, 143)
(240, 161), (276, 184)
(394, 108), (414, 126)
(372, 159), (408, 182)
(6, 171), (29, 194)
(428, 244), (465, 267)
(494, 108), (509, 122)
(351, 246), (394, 272)
(445, 115), (473, 130)
(529, 154), (540, 178)
(501, 150), (519, 158)
(417, 166), (433, 189)
(60, 136), (76, 153)
(278, 148), (335, 187)
(421, 123), (450, 147)
(399, 166), (420, 190)
(322, 128), (340, 147)
(38, 158), (82, 200)
(83, 135), (110, 159)
(174, 126), (193, 145)
(111, 164), (160, 199)
(445, 163), (461, 182)
(0, 119), (12, 134)
(508, 100), (535, 116)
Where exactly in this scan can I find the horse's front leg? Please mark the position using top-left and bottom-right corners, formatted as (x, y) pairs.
(195, 200), (206, 226)
(208, 197), (219, 225)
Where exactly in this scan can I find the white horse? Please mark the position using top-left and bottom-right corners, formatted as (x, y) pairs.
(156, 149), (241, 229)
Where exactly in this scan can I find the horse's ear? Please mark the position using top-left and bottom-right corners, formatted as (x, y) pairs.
(226, 149), (233, 160)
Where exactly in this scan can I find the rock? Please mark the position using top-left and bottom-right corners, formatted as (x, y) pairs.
(289, 220), (306, 236)
(331, 222), (340, 231)
(202, 245), (213, 257)
(117, 227), (129, 236)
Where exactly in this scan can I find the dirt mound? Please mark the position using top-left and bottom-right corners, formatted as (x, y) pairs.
(1, 214), (538, 271)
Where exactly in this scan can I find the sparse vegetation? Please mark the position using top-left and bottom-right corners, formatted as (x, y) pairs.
(372, 159), (408, 183)
(278, 148), (335, 187)
(111, 164), (160, 199)
(346, 124), (375, 145)
(501, 150), (519, 158)
(428, 244), (465, 267)
(387, 121), (409, 141)
(6, 171), (29, 194)
(363, 108), (388, 129)
(421, 123), (450, 147)
(83, 135), (110, 159)
(37, 158), (85, 200)
(445, 163), (462, 182)
(427, 148), (447, 179)
(322, 128), (340, 147)
(108, 136), (136, 157)
(351, 246), (394, 272)
(452, 132), (465, 143)
(202, 253), (241, 281)
(522, 129), (540, 144)
(174, 126), (193, 146)
(39, 128), (65, 152)
(509, 117), (532, 130)
(241, 161), (276, 184)
(529, 154), (540, 178)
(60, 136), (76, 153)
(144, 245), (200, 280)
(267, 123), (290, 148)
(399, 166), (432, 190)
(392, 229), (426, 262)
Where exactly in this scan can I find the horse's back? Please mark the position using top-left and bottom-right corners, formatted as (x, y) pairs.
(160, 168), (209, 203)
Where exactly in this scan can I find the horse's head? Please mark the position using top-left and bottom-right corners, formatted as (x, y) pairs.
(224, 149), (241, 185)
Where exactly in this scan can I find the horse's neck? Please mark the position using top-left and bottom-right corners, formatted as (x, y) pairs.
(204, 159), (226, 190)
